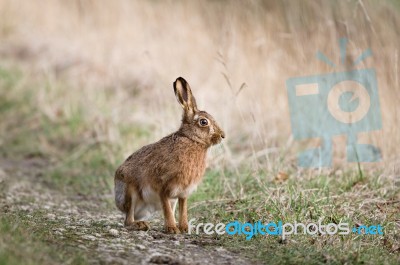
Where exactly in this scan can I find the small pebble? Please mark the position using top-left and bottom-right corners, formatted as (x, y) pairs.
(47, 213), (56, 220)
(20, 205), (29, 211)
(136, 244), (146, 250)
(83, 235), (96, 241)
(109, 229), (119, 237)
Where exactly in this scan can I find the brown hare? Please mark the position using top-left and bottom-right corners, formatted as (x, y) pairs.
(114, 77), (225, 234)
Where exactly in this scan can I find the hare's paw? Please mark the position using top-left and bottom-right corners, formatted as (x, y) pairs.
(179, 223), (188, 233)
(126, 221), (150, 231)
(165, 226), (180, 234)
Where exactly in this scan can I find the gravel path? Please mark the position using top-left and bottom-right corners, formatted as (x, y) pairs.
(0, 157), (257, 265)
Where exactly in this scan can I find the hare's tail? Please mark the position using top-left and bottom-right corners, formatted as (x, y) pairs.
(115, 179), (128, 212)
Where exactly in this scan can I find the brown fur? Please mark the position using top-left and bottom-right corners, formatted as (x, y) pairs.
(114, 77), (225, 233)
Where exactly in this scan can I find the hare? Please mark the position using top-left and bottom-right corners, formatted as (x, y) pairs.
(114, 77), (225, 234)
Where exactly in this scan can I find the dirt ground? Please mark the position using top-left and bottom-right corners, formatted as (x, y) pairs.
(0, 157), (258, 265)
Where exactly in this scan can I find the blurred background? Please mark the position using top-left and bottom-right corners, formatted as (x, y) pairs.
(0, 0), (399, 188)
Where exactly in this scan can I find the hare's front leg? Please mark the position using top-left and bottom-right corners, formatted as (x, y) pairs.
(160, 193), (179, 234)
(178, 197), (188, 233)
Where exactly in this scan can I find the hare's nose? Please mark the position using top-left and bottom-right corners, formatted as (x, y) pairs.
(221, 131), (225, 139)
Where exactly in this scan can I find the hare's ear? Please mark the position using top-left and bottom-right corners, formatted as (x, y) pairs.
(173, 77), (198, 119)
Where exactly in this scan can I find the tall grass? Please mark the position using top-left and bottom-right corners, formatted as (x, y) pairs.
(0, 0), (399, 173)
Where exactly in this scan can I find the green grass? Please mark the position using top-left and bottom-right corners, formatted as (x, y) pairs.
(189, 169), (399, 264)
(0, 212), (88, 265)
(0, 64), (399, 264)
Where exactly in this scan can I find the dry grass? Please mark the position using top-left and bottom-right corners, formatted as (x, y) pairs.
(1, 0), (399, 171)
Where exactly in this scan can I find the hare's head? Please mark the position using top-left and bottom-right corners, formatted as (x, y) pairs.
(174, 77), (225, 147)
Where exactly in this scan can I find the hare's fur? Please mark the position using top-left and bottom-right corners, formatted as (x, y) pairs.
(114, 77), (224, 234)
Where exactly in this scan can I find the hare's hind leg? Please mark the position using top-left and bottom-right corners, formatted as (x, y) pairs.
(125, 185), (150, 231)
(124, 192), (135, 226)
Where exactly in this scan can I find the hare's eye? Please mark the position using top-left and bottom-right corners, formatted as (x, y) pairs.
(199, 118), (209, 126)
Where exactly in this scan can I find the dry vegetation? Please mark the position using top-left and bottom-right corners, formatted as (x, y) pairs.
(1, 0), (399, 167)
(0, 0), (399, 264)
